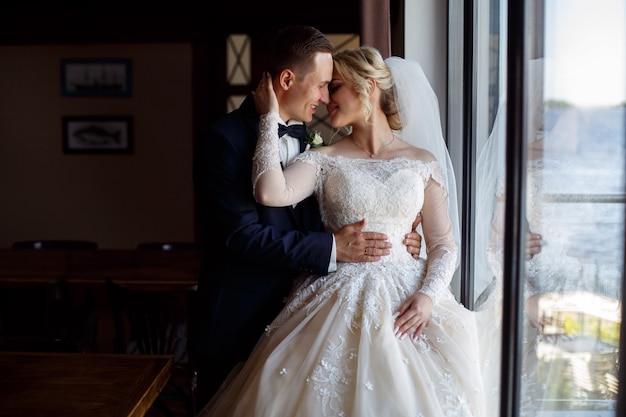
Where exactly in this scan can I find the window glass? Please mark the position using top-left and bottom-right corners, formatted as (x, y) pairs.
(524, 1), (624, 413)
(226, 34), (251, 86)
(472, 2), (508, 416)
(473, 0), (624, 415)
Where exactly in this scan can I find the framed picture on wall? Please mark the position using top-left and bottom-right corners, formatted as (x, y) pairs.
(63, 116), (133, 154)
(61, 58), (132, 97)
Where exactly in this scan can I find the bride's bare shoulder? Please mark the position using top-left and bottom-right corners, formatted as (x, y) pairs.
(396, 139), (437, 162)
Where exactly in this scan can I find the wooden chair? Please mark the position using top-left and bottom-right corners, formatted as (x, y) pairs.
(107, 279), (197, 417)
(2, 240), (99, 353)
(0, 279), (95, 353)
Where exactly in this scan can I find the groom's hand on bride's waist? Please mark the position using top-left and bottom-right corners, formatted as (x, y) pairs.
(334, 219), (392, 263)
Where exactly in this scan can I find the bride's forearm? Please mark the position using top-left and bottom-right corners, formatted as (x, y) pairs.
(254, 161), (318, 207)
(252, 110), (319, 207)
(251, 111), (288, 207)
(252, 111), (310, 207)
(254, 170), (294, 207)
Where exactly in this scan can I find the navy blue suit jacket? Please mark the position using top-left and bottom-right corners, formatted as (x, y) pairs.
(192, 94), (333, 364)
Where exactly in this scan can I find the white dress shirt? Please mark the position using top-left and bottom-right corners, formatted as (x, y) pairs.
(278, 119), (303, 167)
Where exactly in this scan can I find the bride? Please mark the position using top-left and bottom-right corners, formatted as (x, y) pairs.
(197, 46), (485, 417)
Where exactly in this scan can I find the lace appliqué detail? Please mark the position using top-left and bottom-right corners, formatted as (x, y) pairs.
(440, 370), (475, 416)
(418, 247), (457, 303)
(252, 111), (282, 192)
(307, 334), (356, 416)
(294, 153), (439, 236)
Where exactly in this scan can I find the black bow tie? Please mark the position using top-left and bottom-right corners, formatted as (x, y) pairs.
(278, 123), (306, 141)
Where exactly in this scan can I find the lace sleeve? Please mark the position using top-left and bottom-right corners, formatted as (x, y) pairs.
(252, 111), (282, 191)
(252, 112), (319, 207)
(418, 162), (458, 303)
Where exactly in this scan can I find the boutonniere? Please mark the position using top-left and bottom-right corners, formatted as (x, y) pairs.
(305, 128), (324, 150)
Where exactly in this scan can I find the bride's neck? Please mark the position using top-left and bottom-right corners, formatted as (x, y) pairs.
(350, 126), (395, 158)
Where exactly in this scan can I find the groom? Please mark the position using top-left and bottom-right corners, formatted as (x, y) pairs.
(192, 25), (422, 408)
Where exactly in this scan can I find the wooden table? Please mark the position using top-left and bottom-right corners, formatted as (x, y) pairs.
(0, 351), (173, 417)
(0, 249), (201, 287)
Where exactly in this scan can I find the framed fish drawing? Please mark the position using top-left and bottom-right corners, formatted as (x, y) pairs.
(63, 116), (133, 154)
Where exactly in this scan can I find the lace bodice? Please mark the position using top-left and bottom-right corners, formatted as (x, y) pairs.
(253, 112), (457, 303)
(302, 152), (425, 252)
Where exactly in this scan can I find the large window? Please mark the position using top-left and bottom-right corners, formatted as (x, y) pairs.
(462, 0), (624, 415)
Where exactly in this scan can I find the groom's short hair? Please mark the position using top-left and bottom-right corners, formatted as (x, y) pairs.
(264, 25), (335, 79)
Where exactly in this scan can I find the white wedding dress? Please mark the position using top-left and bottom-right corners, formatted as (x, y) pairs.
(198, 133), (486, 416)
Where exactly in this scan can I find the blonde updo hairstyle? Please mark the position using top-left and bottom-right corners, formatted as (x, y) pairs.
(332, 46), (402, 130)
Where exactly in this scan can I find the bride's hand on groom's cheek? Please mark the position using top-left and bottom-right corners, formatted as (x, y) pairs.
(253, 72), (278, 115)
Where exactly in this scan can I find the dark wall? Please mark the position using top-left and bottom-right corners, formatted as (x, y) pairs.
(0, 1), (360, 136)
(0, 1), (362, 244)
